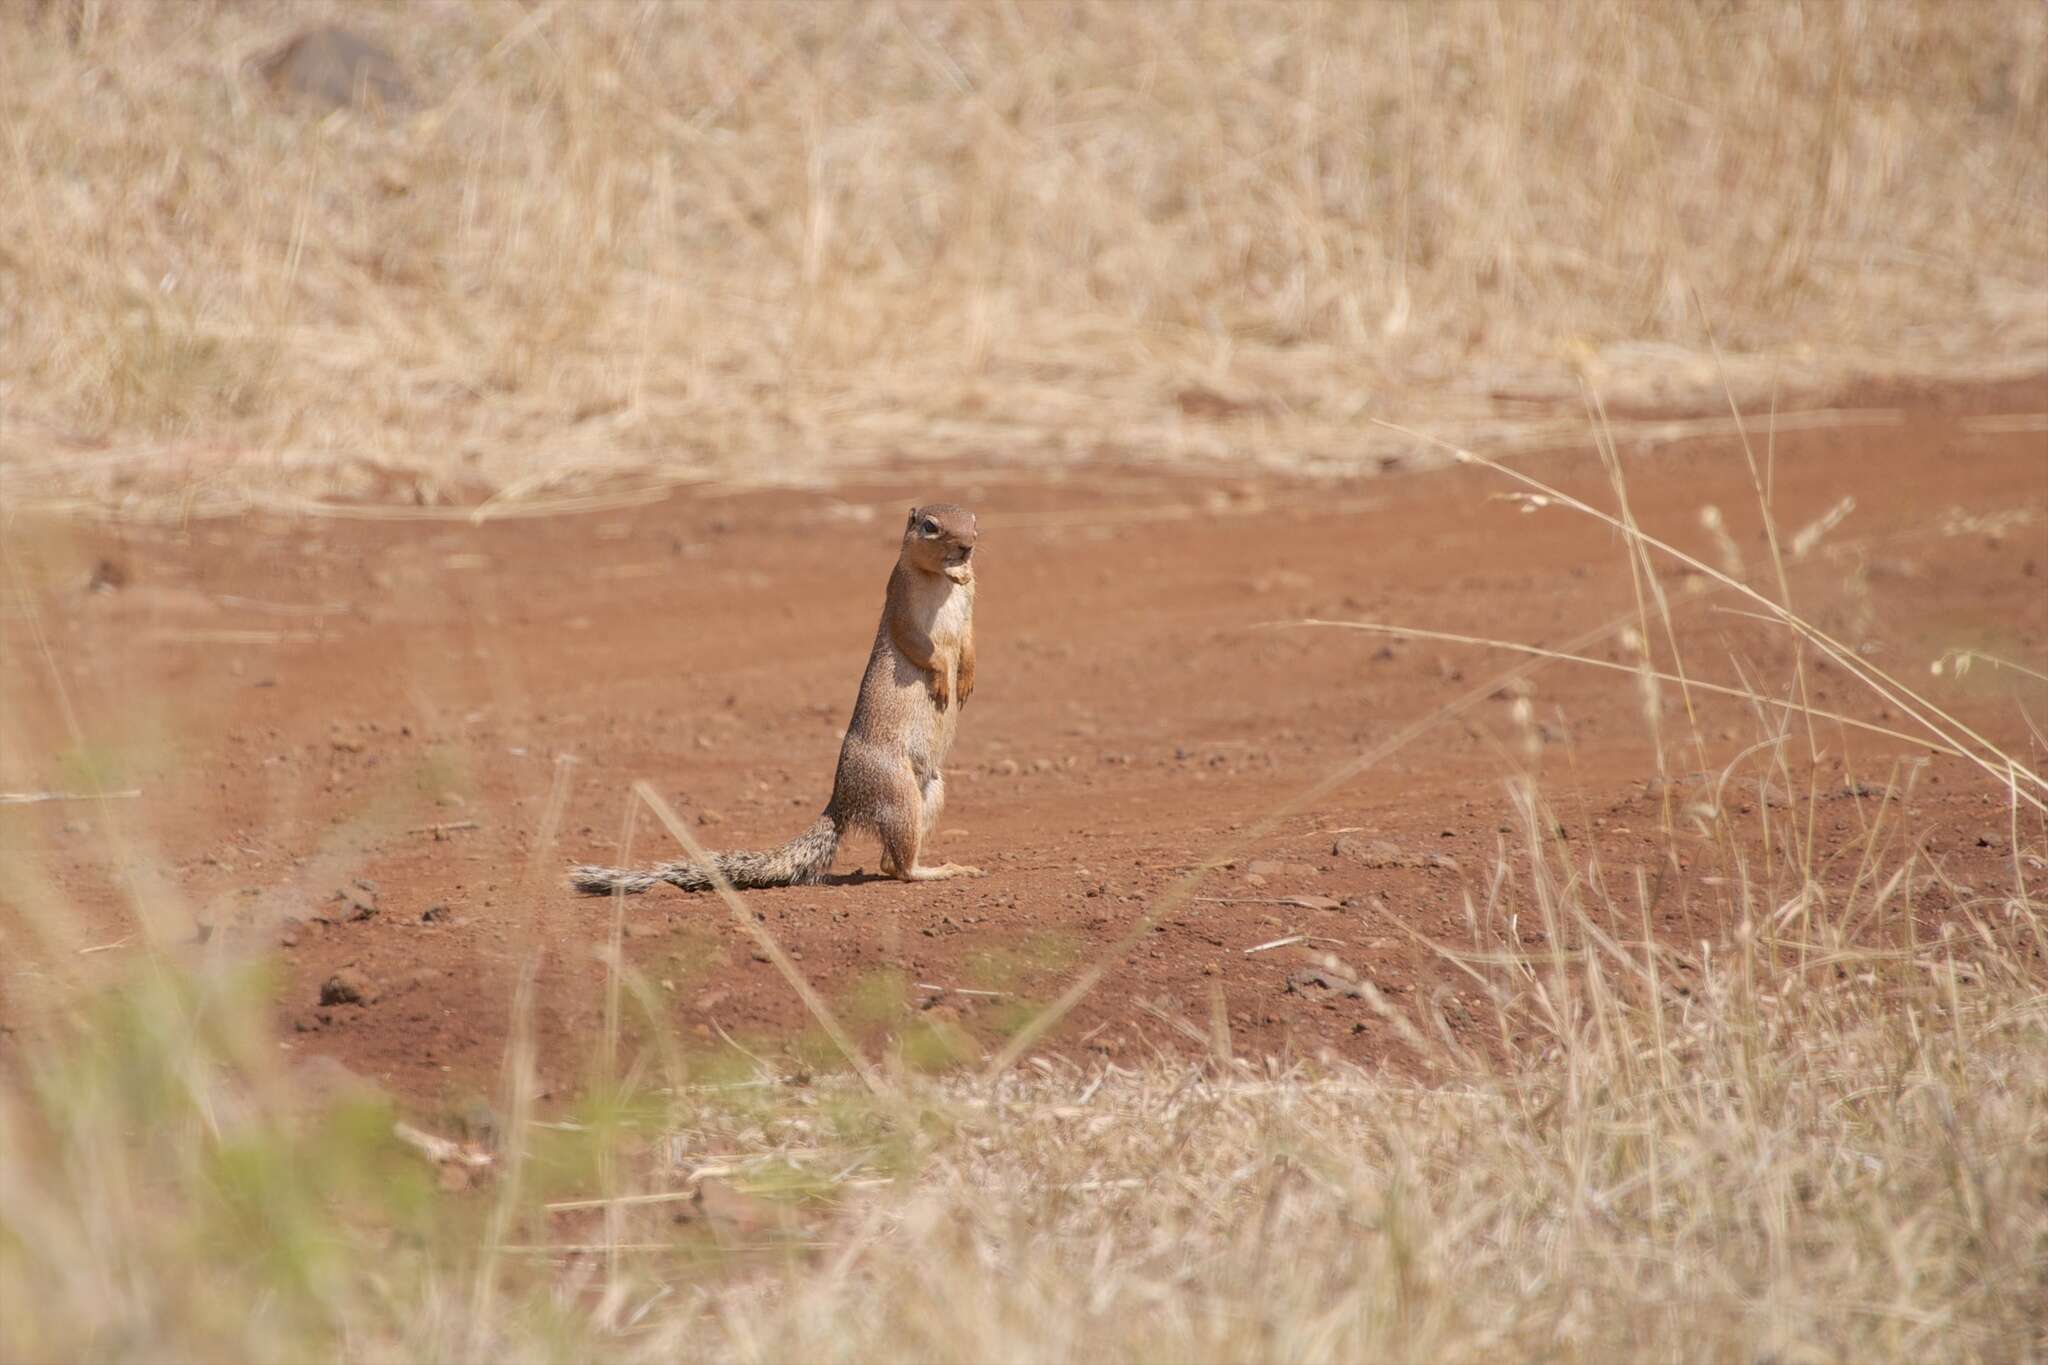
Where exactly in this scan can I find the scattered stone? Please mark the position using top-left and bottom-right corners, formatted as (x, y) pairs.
(420, 903), (451, 923)
(694, 987), (731, 1012)
(1249, 569), (1312, 594)
(1284, 895), (1343, 911)
(750, 948), (772, 964)
(1246, 859), (1317, 879)
(1332, 836), (1414, 869)
(1425, 853), (1461, 873)
(320, 967), (378, 1006)
(255, 26), (412, 111)
(679, 1177), (796, 1237)
(1286, 966), (1365, 999)
(278, 915), (304, 948)
(993, 758), (1021, 777)
(87, 559), (128, 593)
(332, 879), (378, 921)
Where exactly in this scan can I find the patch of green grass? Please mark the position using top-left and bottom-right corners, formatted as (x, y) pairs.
(841, 967), (912, 1026)
(895, 1015), (979, 1073)
(979, 997), (1047, 1039)
(962, 931), (1081, 991)
(654, 925), (732, 995)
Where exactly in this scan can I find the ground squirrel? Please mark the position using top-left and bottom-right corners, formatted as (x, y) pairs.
(569, 503), (983, 894)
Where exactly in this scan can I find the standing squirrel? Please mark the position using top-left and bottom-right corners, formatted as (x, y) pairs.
(569, 503), (983, 894)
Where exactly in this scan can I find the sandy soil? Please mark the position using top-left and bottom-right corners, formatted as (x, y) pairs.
(4, 378), (2044, 1108)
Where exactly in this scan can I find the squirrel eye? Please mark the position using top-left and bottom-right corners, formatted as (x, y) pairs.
(920, 518), (938, 535)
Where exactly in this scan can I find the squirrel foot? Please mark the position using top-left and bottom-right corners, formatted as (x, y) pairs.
(896, 861), (984, 882)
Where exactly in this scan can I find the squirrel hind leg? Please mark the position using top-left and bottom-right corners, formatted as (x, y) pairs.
(878, 787), (982, 882)
(875, 796), (924, 880)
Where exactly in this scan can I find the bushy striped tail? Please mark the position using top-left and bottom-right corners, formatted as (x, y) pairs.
(568, 815), (839, 895)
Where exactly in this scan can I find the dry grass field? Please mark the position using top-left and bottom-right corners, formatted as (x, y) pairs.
(4, 1), (2045, 508)
(3, 3), (2046, 1361)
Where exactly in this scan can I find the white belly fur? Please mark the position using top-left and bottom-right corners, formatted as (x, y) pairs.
(917, 578), (972, 758)
(924, 579), (971, 650)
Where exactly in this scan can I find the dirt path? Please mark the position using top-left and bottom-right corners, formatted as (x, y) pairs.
(5, 378), (2044, 1106)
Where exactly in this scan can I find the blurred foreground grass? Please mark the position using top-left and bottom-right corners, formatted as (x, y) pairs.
(4, 765), (2042, 1360)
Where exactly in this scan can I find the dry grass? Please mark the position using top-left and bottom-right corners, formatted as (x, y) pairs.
(2, 5), (2045, 1359)
(3, 0), (2045, 513)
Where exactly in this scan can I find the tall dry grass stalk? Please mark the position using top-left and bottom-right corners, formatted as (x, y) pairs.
(4, 0), (2045, 512)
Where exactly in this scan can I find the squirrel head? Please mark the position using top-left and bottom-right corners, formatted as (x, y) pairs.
(901, 503), (978, 583)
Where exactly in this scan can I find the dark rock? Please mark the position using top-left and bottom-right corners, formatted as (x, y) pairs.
(255, 26), (412, 111)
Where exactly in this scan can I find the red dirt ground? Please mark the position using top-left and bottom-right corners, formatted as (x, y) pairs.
(5, 377), (2045, 1109)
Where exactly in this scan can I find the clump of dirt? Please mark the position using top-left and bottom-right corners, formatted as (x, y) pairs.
(320, 968), (378, 1007)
